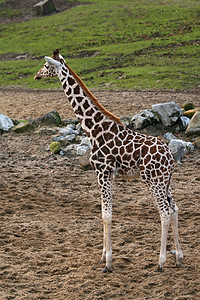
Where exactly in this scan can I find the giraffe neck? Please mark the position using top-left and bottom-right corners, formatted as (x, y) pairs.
(57, 63), (123, 136)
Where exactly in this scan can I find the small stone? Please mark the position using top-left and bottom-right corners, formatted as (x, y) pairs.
(76, 145), (90, 156)
(120, 116), (132, 127)
(59, 126), (75, 136)
(49, 141), (61, 154)
(79, 149), (92, 170)
(182, 103), (195, 111)
(80, 137), (92, 148)
(63, 144), (78, 157)
(163, 132), (176, 141)
(76, 123), (83, 134)
(65, 134), (76, 142)
(75, 135), (82, 143)
(59, 149), (67, 156)
(38, 127), (58, 135)
(62, 118), (79, 126)
(53, 135), (67, 142)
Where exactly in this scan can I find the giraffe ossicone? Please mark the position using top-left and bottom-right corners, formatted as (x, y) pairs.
(34, 49), (183, 273)
(44, 56), (61, 68)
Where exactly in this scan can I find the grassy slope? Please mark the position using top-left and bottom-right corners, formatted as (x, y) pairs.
(0, 0), (199, 90)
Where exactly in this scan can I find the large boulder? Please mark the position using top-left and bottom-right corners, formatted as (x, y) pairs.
(182, 102), (195, 111)
(186, 111), (200, 135)
(168, 139), (194, 164)
(178, 116), (190, 131)
(13, 120), (36, 133)
(36, 110), (61, 127)
(151, 102), (182, 127)
(131, 109), (160, 130)
(34, 0), (55, 16)
(0, 113), (14, 131)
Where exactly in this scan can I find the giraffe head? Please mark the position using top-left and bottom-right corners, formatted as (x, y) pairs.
(34, 49), (65, 79)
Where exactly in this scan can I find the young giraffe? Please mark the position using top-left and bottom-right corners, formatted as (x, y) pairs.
(34, 49), (183, 273)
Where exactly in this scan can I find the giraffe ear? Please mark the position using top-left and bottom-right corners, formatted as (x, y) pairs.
(44, 56), (61, 69)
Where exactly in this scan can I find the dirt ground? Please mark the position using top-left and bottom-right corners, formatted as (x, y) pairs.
(0, 88), (199, 300)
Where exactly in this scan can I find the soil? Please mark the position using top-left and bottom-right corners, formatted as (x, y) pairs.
(0, 0), (86, 24)
(0, 88), (199, 299)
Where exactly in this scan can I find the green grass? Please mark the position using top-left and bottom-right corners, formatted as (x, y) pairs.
(0, 0), (199, 90)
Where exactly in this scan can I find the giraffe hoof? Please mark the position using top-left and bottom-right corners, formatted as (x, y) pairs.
(99, 258), (106, 264)
(157, 265), (164, 272)
(102, 267), (112, 273)
(176, 257), (184, 268)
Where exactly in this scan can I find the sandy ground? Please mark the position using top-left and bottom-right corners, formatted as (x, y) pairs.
(0, 88), (199, 300)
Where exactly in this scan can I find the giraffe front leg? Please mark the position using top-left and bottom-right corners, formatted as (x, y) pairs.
(102, 212), (112, 273)
(98, 173), (113, 273)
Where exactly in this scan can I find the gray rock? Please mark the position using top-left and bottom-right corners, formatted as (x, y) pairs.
(75, 135), (82, 143)
(76, 123), (83, 134)
(53, 135), (65, 142)
(163, 132), (177, 141)
(131, 109), (159, 130)
(80, 137), (92, 148)
(152, 102), (182, 127)
(76, 145), (91, 156)
(38, 127), (58, 135)
(65, 134), (76, 142)
(63, 144), (79, 157)
(62, 118), (79, 126)
(59, 126), (76, 136)
(186, 111), (200, 135)
(120, 116), (132, 127)
(169, 139), (194, 164)
(0, 113), (14, 131)
(178, 116), (190, 131)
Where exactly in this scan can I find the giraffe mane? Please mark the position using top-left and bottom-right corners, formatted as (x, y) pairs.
(65, 63), (123, 125)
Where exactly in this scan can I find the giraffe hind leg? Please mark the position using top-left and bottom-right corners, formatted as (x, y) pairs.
(158, 195), (183, 271)
(158, 212), (170, 272)
(145, 181), (172, 272)
(169, 197), (184, 267)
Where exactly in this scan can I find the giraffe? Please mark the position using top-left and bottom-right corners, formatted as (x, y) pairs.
(34, 49), (183, 273)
